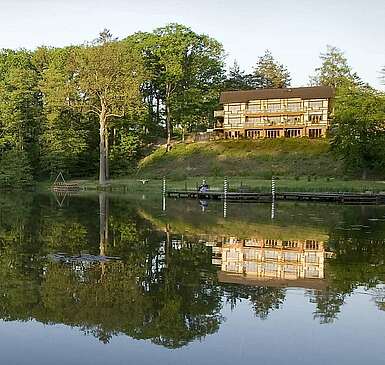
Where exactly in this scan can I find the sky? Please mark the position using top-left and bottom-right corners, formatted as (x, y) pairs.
(1, 0), (384, 90)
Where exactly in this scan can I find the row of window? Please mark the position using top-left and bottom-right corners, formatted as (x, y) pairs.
(227, 114), (323, 126)
(227, 100), (325, 113)
(224, 128), (323, 139)
(224, 262), (321, 278)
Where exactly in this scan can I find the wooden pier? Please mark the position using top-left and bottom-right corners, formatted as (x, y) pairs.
(167, 190), (385, 204)
(51, 172), (81, 192)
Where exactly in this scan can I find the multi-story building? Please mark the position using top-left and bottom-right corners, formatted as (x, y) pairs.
(213, 86), (335, 139)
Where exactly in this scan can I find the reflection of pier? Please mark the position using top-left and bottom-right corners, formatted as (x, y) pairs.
(167, 191), (385, 204)
(209, 237), (330, 289)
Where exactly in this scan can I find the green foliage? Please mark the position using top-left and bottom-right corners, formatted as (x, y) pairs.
(0, 150), (33, 188)
(0, 49), (42, 176)
(310, 45), (362, 88)
(131, 24), (225, 144)
(110, 132), (142, 175)
(252, 49), (291, 88)
(331, 87), (385, 177)
(223, 60), (256, 90)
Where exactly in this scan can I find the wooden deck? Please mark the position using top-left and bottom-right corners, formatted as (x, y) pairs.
(52, 182), (81, 192)
(167, 190), (385, 204)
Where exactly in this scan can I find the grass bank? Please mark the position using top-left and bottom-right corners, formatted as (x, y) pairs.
(69, 177), (385, 194)
(38, 139), (385, 194)
(137, 139), (344, 179)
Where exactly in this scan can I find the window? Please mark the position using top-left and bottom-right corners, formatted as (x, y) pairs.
(306, 252), (318, 263)
(267, 103), (281, 112)
(228, 104), (241, 113)
(285, 129), (301, 137)
(309, 128), (322, 138)
(245, 262), (258, 273)
(248, 103), (261, 113)
(306, 267), (320, 278)
(309, 100), (323, 109)
(244, 250), (257, 260)
(286, 115), (302, 124)
(227, 250), (239, 260)
(246, 129), (262, 139)
(284, 265), (297, 273)
(246, 117), (262, 125)
(228, 116), (241, 127)
(264, 262), (278, 273)
(306, 240), (319, 250)
(287, 102), (301, 111)
(228, 130), (242, 139)
(309, 114), (322, 123)
(267, 116), (281, 125)
(283, 252), (298, 261)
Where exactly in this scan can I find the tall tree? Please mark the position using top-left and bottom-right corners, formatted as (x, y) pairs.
(310, 45), (362, 88)
(47, 32), (146, 186)
(39, 46), (97, 178)
(0, 49), (42, 175)
(380, 66), (385, 85)
(331, 87), (385, 178)
(252, 50), (291, 88)
(134, 24), (225, 149)
(223, 60), (256, 90)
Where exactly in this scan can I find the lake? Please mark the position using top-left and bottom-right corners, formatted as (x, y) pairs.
(1, 192), (385, 364)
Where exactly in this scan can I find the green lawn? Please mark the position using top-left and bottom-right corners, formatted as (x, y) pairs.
(73, 177), (385, 194)
(137, 138), (345, 179)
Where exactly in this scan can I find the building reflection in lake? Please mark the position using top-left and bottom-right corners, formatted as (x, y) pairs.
(203, 237), (333, 289)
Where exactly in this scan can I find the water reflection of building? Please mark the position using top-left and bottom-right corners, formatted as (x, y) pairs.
(207, 237), (329, 289)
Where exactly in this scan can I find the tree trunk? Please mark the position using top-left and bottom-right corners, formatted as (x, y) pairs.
(99, 107), (108, 186)
(99, 192), (109, 256)
(156, 94), (160, 126)
(105, 127), (109, 181)
(166, 102), (171, 151)
(362, 167), (368, 180)
(99, 192), (109, 279)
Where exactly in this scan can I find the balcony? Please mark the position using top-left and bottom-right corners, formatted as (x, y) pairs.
(214, 110), (224, 118)
(244, 108), (304, 117)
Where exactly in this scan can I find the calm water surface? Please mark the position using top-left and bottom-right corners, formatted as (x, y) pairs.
(1, 192), (385, 364)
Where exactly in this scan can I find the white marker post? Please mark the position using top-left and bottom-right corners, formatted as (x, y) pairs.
(271, 176), (276, 219)
(162, 176), (166, 212)
(223, 177), (228, 218)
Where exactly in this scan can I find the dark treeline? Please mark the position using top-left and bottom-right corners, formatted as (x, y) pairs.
(1, 25), (385, 186)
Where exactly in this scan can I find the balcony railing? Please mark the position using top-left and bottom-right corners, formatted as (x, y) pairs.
(244, 109), (304, 116)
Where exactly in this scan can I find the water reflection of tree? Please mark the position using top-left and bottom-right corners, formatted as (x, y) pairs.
(308, 289), (345, 324)
(2, 193), (385, 342)
(0, 193), (224, 348)
(222, 284), (286, 319)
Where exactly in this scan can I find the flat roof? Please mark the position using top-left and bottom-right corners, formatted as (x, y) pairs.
(219, 86), (335, 104)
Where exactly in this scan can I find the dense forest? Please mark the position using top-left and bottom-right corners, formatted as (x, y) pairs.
(1, 23), (385, 187)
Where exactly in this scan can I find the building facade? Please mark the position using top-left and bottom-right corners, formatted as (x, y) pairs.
(213, 86), (335, 139)
(211, 237), (326, 282)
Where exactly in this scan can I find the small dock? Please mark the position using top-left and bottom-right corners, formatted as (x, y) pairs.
(52, 182), (81, 192)
(167, 190), (385, 204)
(51, 172), (81, 192)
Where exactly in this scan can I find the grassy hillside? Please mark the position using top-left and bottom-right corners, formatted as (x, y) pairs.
(138, 139), (344, 179)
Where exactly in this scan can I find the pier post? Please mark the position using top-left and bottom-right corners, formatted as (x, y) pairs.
(162, 176), (166, 212)
(271, 176), (276, 219)
(223, 177), (228, 218)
